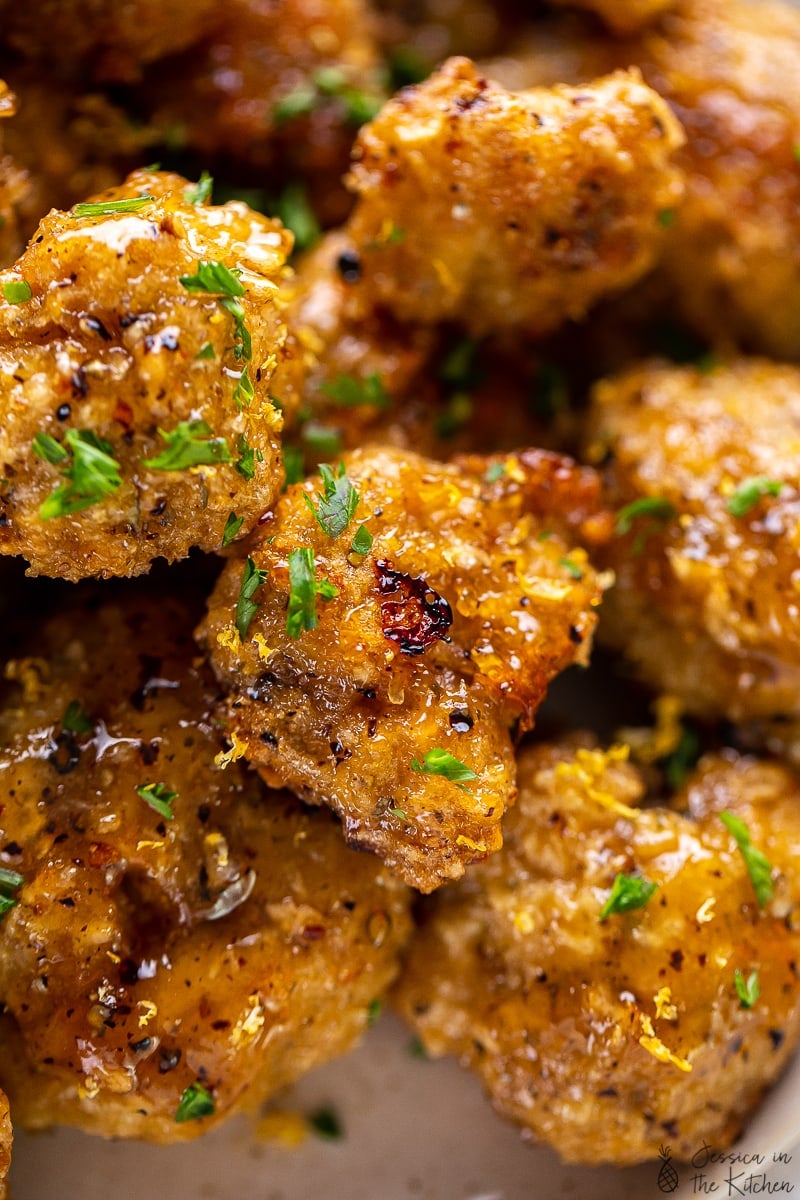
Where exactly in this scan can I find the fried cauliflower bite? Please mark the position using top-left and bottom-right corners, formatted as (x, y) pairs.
(0, 588), (410, 1142)
(0, 83), (26, 269)
(0, 168), (304, 581)
(584, 359), (800, 723)
(0, 0), (219, 82)
(200, 444), (609, 892)
(343, 58), (684, 336)
(547, 0), (675, 34)
(0, 1089), (9, 1200)
(142, 0), (383, 226)
(485, 0), (800, 360)
(396, 738), (800, 1164)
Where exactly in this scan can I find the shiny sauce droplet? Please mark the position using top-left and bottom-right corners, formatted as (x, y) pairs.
(374, 560), (453, 655)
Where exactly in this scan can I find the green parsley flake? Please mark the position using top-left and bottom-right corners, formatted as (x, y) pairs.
(273, 86), (317, 125)
(184, 171), (213, 205)
(282, 446), (305, 488)
(367, 998), (382, 1025)
(136, 782), (178, 821)
(36, 428), (122, 520)
(720, 811), (775, 908)
(658, 208), (676, 227)
(614, 497), (677, 536)
(598, 872), (658, 921)
(531, 362), (569, 419)
(222, 512), (244, 548)
(286, 547), (338, 638)
(301, 421), (342, 457)
(62, 701), (93, 735)
(303, 462), (360, 539)
(236, 434), (262, 480)
(484, 462), (506, 484)
(726, 477), (784, 518)
(236, 557), (268, 641)
(734, 968), (760, 1010)
(175, 1081), (215, 1124)
(350, 524), (373, 556)
(233, 364), (255, 410)
(2, 279), (32, 305)
(435, 392), (472, 439)
(0, 867), (24, 919)
(559, 557), (583, 581)
(439, 338), (480, 389)
(179, 261), (245, 298)
(276, 182), (321, 252)
(320, 373), (388, 409)
(142, 420), (231, 471)
(73, 195), (154, 217)
(662, 725), (700, 790)
(308, 1105), (343, 1140)
(195, 341), (216, 361)
(410, 749), (478, 786)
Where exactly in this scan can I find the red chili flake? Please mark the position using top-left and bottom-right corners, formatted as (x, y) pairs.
(374, 560), (452, 655)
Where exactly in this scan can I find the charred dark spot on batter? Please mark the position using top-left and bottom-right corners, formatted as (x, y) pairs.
(374, 559), (452, 655)
(48, 730), (80, 775)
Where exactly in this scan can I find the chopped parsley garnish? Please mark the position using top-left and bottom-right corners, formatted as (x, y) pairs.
(435, 392), (472, 439)
(73, 195), (154, 217)
(142, 420), (231, 471)
(387, 45), (430, 88)
(136, 782), (178, 821)
(350, 524), (373, 556)
(367, 998), (382, 1025)
(62, 701), (93, 734)
(531, 362), (569, 419)
(35, 428), (122, 520)
(301, 421), (342, 457)
(303, 462), (360, 539)
(179, 261), (245, 298)
(407, 1036), (428, 1059)
(734, 968), (760, 1010)
(282, 446), (305, 488)
(440, 337), (480, 389)
(484, 462), (506, 484)
(658, 208), (676, 227)
(233, 364), (254, 410)
(222, 511), (244, 548)
(175, 1082), (215, 1123)
(286, 547), (338, 638)
(410, 749), (478, 786)
(195, 341), (216, 360)
(598, 872), (658, 921)
(320, 372), (388, 409)
(274, 69), (381, 129)
(273, 86), (317, 125)
(662, 724), (700, 789)
(559, 557), (583, 581)
(236, 557), (268, 641)
(236, 434), (262, 479)
(726, 477), (784, 518)
(615, 496), (677, 536)
(2, 279), (32, 304)
(0, 867), (24, 918)
(184, 171), (213, 205)
(720, 811), (774, 908)
(308, 1105), (343, 1140)
(275, 182), (321, 252)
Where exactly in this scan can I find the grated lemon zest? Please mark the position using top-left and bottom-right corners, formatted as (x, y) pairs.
(514, 911), (535, 935)
(231, 994), (266, 1047)
(639, 1013), (692, 1072)
(695, 896), (716, 924)
(215, 731), (248, 769)
(253, 633), (274, 662)
(137, 1000), (157, 1028)
(619, 694), (684, 765)
(216, 626), (242, 653)
(257, 1111), (308, 1148)
(456, 834), (487, 853)
(555, 746), (639, 819)
(654, 986), (678, 1021)
(136, 840), (165, 851)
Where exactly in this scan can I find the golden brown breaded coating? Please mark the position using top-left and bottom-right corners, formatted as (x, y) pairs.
(200, 444), (609, 892)
(484, 0), (800, 359)
(547, 0), (675, 34)
(395, 738), (800, 1164)
(0, 1088), (9, 1200)
(344, 58), (684, 336)
(0, 588), (410, 1142)
(142, 0), (383, 226)
(0, 0), (219, 81)
(0, 82), (26, 268)
(0, 168), (303, 581)
(585, 359), (800, 723)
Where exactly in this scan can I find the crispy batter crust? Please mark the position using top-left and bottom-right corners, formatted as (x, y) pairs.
(585, 358), (800, 721)
(0, 168), (303, 580)
(0, 588), (410, 1141)
(201, 444), (608, 892)
(395, 738), (800, 1164)
(345, 58), (684, 335)
(548, 0), (675, 34)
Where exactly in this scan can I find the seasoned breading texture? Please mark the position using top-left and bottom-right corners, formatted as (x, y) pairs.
(0, 1088), (9, 1200)
(344, 58), (684, 336)
(584, 359), (800, 722)
(200, 444), (609, 892)
(484, 0), (800, 359)
(547, 0), (675, 34)
(0, 0), (219, 81)
(0, 590), (410, 1142)
(0, 168), (304, 581)
(141, 0), (383, 226)
(395, 738), (800, 1164)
